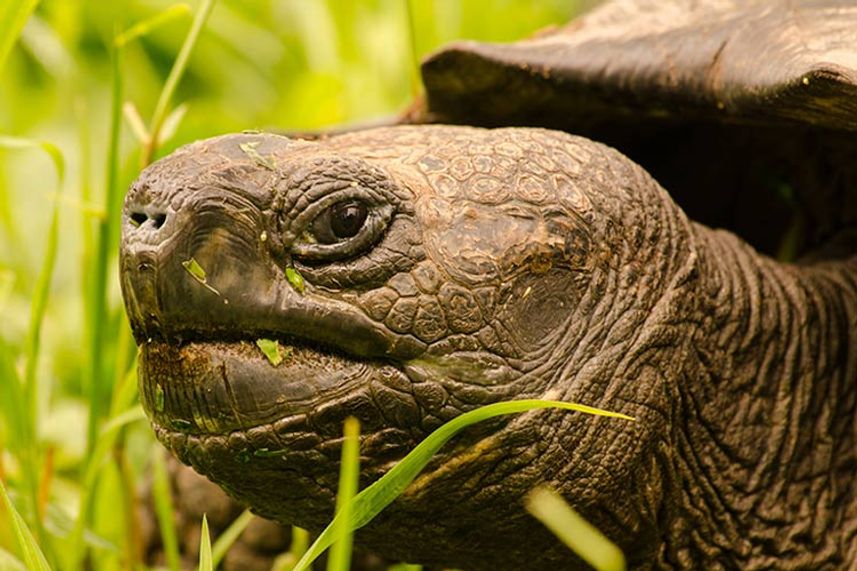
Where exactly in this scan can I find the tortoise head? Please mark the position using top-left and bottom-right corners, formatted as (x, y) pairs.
(120, 125), (690, 567)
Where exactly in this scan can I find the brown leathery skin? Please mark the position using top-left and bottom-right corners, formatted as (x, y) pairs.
(120, 125), (857, 569)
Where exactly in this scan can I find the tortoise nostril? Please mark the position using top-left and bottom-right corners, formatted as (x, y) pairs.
(130, 212), (148, 227)
(128, 210), (168, 230)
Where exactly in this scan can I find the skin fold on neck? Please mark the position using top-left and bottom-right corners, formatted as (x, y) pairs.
(661, 224), (857, 568)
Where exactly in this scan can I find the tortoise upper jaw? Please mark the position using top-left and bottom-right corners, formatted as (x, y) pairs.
(121, 225), (425, 361)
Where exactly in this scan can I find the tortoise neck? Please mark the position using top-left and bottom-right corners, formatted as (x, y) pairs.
(666, 227), (857, 567)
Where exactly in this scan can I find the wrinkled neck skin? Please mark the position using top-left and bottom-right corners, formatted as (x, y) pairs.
(654, 226), (857, 569)
(523, 154), (857, 567)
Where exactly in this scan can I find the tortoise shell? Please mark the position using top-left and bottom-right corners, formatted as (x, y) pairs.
(419, 0), (857, 257)
(422, 0), (857, 130)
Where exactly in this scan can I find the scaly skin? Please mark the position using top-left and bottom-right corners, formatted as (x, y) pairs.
(120, 126), (857, 570)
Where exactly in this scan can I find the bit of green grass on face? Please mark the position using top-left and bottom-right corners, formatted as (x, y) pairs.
(182, 257), (221, 296)
(239, 140), (276, 170)
(154, 383), (165, 412)
(256, 338), (285, 366)
(286, 266), (306, 294)
(170, 418), (194, 431)
(182, 257), (207, 281)
(253, 447), (290, 458)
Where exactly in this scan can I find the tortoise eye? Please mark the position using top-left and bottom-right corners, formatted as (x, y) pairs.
(311, 200), (369, 244)
(329, 201), (368, 241)
(292, 198), (393, 263)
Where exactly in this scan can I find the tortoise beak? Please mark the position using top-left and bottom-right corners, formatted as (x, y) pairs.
(119, 181), (277, 345)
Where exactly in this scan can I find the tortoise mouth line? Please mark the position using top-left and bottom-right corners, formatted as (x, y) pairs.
(139, 327), (364, 361)
(138, 336), (387, 437)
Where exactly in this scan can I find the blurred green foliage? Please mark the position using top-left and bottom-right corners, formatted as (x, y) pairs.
(0, 0), (585, 568)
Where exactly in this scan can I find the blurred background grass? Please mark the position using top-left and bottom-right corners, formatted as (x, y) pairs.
(0, 1), (586, 568)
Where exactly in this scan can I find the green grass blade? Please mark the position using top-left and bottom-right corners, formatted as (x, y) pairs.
(0, 340), (29, 459)
(122, 101), (149, 144)
(525, 487), (626, 571)
(67, 372), (144, 569)
(152, 449), (181, 571)
(108, 359), (141, 420)
(99, 406), (146, 435)
(0, 137), (64, 429)
(84, 42), (122, 464)
(211, 509), (253, 568)
(0, 0), (38, 72)
(293, 399), (633, 571)
(404, 0), (422, 98)
(114, 4), (191, 47)
(198, 514), (213, 571)
(0, 342), (43, 560)
(156, 103), (188, 147)
(326, 417), (360, 571)
(0, 268), (13, 311)
(0, 481), (51, 571)
(0, 138), (63, 171)
(143, 0), (216, 165)
(75, 99), (95, 435)
(291, 527), (310, 560)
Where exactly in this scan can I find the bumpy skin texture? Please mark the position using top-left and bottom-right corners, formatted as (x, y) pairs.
(120, 125), (857, 570)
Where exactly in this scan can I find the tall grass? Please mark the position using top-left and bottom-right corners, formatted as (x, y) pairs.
(0, 137), (64, 567)
(0, 1), (587, 569)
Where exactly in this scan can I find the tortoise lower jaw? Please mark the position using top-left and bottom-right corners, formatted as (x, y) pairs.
(139, 338), (426, 530)
(138, 339), (393, 437)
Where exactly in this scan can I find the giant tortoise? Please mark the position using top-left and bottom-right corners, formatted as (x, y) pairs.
(121, 0), (857, 569)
